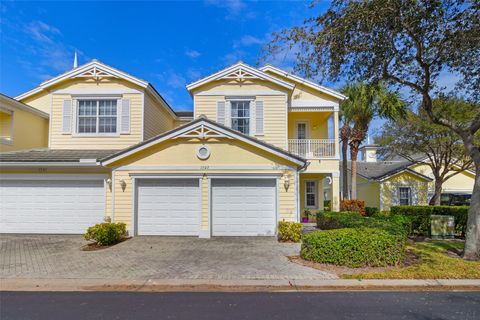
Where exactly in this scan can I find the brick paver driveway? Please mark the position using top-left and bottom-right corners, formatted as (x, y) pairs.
(0, 235), (336, 280)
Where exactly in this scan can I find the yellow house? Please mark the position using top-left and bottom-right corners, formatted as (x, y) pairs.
(0, 93), (49, 152)
(0, 60), (345, 237)
(344, 144), (474, 210)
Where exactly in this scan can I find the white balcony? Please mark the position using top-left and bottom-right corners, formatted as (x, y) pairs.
(288, 139), (336, 159)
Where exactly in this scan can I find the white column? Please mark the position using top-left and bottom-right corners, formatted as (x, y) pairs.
(318, 177), (325, 212)
(331, 172), (340, 212)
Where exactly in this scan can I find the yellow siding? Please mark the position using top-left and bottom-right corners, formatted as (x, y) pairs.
(380, 172), (429, 211)
(21, 92), (51, 114)
(192, 79), (288, 149)
(143, 92), (176, 139)
(357, 176), (381, 208)
(0, 111), (12, 139)
(0, 106), (48, 152)
(411, 163), (475, 194)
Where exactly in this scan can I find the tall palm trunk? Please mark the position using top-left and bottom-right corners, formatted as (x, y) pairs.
(349, 127), (366, 200)
(340, 124), (351, 200)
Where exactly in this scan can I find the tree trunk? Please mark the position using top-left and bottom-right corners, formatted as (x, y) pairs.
(349, 141), (360, 200)
(342, 139), (349, 200)
(429, 179), (443, 206)
(463, 160), (480, 260)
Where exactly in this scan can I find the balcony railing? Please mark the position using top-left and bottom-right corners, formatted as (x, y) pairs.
(288, 139), (336, 158)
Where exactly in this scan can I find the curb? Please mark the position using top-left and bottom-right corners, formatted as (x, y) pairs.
(2, 278), (480, 292)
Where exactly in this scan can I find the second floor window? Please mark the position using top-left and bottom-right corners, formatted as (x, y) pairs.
(231, 101), (250, 135)
(78, 100), (117, 134)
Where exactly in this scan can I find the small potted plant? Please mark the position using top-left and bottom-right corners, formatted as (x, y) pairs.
(302, 209), (311, 223)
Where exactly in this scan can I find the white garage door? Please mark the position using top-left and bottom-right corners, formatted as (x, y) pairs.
(212, 179), (276, 236)
(0, 178), (105, 234)
(136, 179), (200, 236)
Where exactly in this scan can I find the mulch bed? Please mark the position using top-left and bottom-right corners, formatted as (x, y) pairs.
(81, 237), (131, 251)
(288, 248), (420, 276)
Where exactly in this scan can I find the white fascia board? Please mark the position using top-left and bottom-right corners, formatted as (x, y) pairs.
(186, 62), (295, 92)
(102, 120), (305, 167)
(0, 162), (102, 167)
(15, 60), (149, 101)
(378, 168), (433, 182)
(0, 173), (108, 180)
(260, 65), (347, 100)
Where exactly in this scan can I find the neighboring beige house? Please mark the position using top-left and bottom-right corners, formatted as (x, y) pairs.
(0, 93), (49, 152)
(0, 60), (344, 237)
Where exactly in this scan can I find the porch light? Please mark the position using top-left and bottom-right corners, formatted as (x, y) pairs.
(119, 179), (127, 192)
(283, 174), (290, 191)
(106, 178), (112, 190)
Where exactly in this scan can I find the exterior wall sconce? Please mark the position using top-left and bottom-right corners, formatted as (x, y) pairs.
(106, 178), (112, 191)
(283, 174), (290, 191)
(119, 179), (127, 192)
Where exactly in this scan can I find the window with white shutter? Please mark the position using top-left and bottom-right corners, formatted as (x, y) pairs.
(62, 100), (72, 133)
(255, 100), (264, 135)
(120, 99), (130, 134)
(216, 101), (225, 125)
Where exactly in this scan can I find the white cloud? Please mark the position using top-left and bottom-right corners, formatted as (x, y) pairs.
(222, 50), (247, 66)
(185, 49), (201, 58)
(204, 0), (246, 15)
(24, 21), (61, 44)
(155, 70), (187, 89)
(234, 35), (263, 48)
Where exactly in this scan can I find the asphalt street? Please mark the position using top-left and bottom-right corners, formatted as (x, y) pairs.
(1, 291), (479, 320)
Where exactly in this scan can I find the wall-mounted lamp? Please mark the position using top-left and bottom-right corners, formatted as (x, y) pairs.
(106, 178), (112, 191)
(283, 174), (290, 191)
(119, 179), (127, 192)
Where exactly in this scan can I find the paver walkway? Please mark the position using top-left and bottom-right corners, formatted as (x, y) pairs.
(0, 235), (336, 280)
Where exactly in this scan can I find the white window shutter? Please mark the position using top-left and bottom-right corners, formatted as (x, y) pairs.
(250, 101), (256, 136)
(255, 100), (264, 135)
(120, 99), (130, 134)
(62, 99), (72, 133)
(225, 100), (231, 128)
(216, 101), (225, 125)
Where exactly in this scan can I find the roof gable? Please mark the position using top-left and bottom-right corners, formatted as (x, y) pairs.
(260, 65), (346, 100)
(102, 117), (306, 166)
(15, 60), (178, 119)
(186, 62), (295, 93)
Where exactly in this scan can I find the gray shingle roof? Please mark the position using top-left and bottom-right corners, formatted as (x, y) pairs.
(0, 149), (119, 163)
(347, 160), (431, 181)
(175, 111), (193, 117)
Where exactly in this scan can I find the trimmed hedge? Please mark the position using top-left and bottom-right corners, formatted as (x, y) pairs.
(391, 206), (468, 237)
(301, 228), (406, 267)
(278, 221), (302, 242)
(316, 211), (411, 237)
(84, 222), (127, 246)
(365, 207), (380, 217)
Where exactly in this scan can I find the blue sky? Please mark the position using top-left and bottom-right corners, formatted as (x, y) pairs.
(0, 0), (329, 112)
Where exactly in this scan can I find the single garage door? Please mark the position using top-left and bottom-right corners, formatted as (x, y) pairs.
(136, 179), (200, 236)
(0, 178), (105, 234)
(212, 179), (276, 236)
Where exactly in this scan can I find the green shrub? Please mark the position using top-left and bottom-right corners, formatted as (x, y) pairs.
(323, 200), (331, 211)
(316, 211), (411, 237)
(278, 221), (302, 242)
(340, 200), (366, 215)
(84, 222), (127, 246)
(391, 206), (468, 237)
(301, 228), (406, 267)
(365, 207), (380, 217)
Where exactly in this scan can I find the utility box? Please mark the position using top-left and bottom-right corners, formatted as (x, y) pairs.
(431, 215), (455, 239)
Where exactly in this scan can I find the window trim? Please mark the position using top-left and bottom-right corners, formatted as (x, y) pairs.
(230, 99), (251, 135)
(295, 121), (309, 139)
(304, 180), (318, 209)
(72, 97), (121, 137)
(0, 109), (14, 144)
(398, 186), (412, 206)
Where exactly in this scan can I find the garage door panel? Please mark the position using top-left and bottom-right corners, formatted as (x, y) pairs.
(0, 179), (105, 234)
(212, 179), (276, 236)
(137, 179), (200, 236)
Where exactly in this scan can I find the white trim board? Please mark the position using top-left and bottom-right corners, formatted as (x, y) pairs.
(115, 165), (295, 171)
(0, 173), (108, 180)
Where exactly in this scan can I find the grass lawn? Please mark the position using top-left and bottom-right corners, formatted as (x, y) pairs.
(342, 240), (480, 279)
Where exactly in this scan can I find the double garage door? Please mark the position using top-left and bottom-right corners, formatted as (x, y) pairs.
(136, 178), (276, 236)
(0, 177), (105, 234)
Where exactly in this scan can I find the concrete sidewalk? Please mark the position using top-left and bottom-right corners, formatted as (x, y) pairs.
(2, 278), (480, 292)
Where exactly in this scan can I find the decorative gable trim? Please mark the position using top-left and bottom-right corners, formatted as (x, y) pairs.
(186, 62), (295, 93)
(101, 117), (306, 167)
(259, 65), (347, 100)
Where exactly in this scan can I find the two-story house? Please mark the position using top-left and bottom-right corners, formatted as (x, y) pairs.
(0, 60), (344, 237)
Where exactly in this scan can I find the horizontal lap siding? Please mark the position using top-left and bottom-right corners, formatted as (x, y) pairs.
(194, 94), (287, 150)
(279, 173), (296, 221)
(50, 93), (143, 149)
(143, 93), (176, 140)
(113, 171), (133, 229)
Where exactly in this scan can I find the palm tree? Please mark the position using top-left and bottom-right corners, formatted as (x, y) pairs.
(339, 107), (353, 200)
(341, 83), (405, 199)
